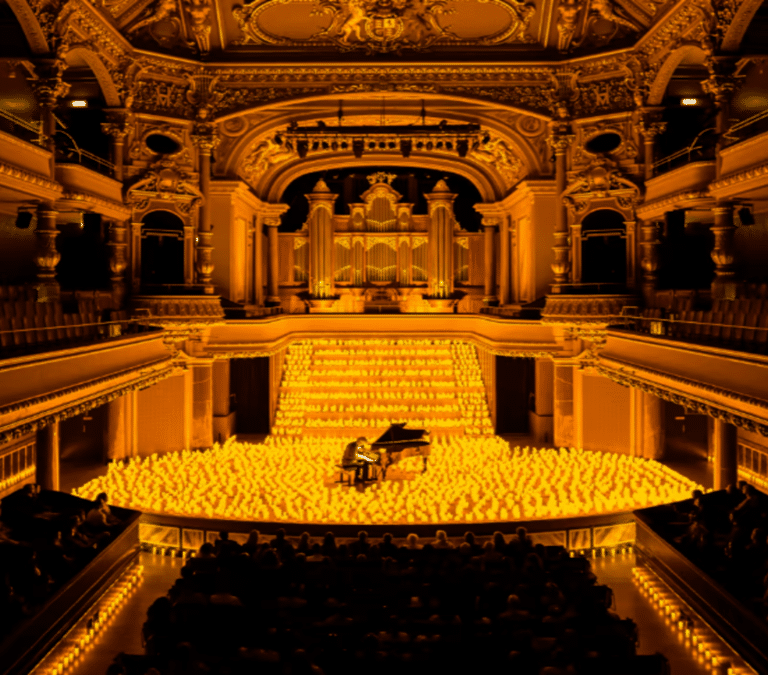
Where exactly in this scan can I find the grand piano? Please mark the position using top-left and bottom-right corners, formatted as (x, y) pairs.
(340, 423), (431, 484)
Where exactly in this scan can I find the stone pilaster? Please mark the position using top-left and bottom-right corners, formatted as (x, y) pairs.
(549, 124), (574, 292)
(265, 217), (281, 305)
(34, 205), (60, 302)
(192, 127), (220, 294)
(101, 108), (134, 182)
(711, 202), (738, 300)
(305, 179), (338, 300)
(638, 220), (661, 304)
(424, 179), (458, 299)
(712, 417), (738, 490)
(107, 220), (129, 307)
(482, 216), (499, 305)
(36, 421), (60, 491)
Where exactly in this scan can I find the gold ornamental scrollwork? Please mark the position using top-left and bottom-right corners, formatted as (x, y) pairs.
(232, 0), (535, 53)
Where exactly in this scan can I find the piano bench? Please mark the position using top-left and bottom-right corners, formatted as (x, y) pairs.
(335, 465), (355, 486)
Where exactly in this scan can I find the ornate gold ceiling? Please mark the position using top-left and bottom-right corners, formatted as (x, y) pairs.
(105, 0), (659, 56)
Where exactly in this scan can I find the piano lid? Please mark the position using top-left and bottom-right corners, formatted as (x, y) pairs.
(371, 423), (430, 449)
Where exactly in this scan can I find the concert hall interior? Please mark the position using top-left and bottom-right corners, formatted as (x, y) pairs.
(2, 0), (768, 673)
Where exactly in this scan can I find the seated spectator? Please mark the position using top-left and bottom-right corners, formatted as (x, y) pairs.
(84, 493), (119, 532)
(463, 531), (482, 556)
(349, 531), (370, 557)
(432, 530), (454, 549)
(297, 531), (311, 554)
(403, 533), (422, 550)
(379, 533), (398, 558)
(214, 531), (240, 557)
(242, 529), (261, 556)
(321, 531), (337, 557)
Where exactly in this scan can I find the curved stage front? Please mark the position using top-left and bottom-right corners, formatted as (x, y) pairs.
(137, 509), (638, 556)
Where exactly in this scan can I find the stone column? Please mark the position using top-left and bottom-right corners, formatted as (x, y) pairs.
(36, 421), (60, 491)
(265, 217), (281, 305)
(499, 216), (510, 305)
(703, 58), (739, 179)
(107, 220), (129, 307)
(639, 219), (662, 304)
(553, 362), (575, 448)
(425, 179), (457, 299)
(549, 125), (573, 292)
(30, 60), (69, 171)
(213, 359), (233, 443)
(130, 221), (142, 293)
(482, 216), (499, 305)
(633, 390), (665, 460)
(639, 115), (666, 181)
(532, 358), (555, 445)
(711, 202), (738, 300)
(104, 394), (131, 462)
(34, 205), (60, 302)
(192, 129), (219, 294)
(101, 109), (133, 182)
(305, 179), (338, 300)
(191, 360), (214, 450)
(712, 417), (738, 490)
(254, 215), (264, 307)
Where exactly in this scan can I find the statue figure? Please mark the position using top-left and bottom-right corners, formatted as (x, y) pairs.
(127, 0), (179, 34)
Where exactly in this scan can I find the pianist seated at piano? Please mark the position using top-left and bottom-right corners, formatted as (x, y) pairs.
(339, 425), (431, 485)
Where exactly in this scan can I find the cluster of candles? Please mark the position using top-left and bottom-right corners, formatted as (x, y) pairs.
(632, 567), (747, 675)
(74, 438), (701, 525)
(34, 563), (143, 675)
(275, 339), (493, 436)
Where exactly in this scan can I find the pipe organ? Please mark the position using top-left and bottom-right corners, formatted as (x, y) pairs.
(281, 172), (484, 313)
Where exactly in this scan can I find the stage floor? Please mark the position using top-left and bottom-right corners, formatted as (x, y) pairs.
(71, 435), (702, 526)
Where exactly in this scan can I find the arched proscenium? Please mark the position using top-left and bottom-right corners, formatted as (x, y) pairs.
(646, 45), (708, 106)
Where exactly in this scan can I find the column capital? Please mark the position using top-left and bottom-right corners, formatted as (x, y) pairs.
(263, 216), (282, 228)
(29, 60), (70, 108)
(481, 215), (501, 230)
(547, 131), (575, 155)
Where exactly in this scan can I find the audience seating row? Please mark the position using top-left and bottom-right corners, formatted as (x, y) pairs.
(110, 529), (670, 675)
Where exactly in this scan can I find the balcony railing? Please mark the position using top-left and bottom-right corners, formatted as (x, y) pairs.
(723, 108), (768, 147)
(653, 128), (717, 177)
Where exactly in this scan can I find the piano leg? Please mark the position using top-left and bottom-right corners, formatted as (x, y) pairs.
(422, 457), (428, 474)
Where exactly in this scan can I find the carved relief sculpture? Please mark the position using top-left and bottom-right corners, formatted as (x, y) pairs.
(186, 0), (213, 53)
(127, 160), (203, 214)
(556, 0), (584, 51)
(240, 135), (298, 185)
(126, 0), (182, 47)
(233, 0), (535, 52)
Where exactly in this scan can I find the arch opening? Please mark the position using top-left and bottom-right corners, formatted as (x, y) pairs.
(580, 209), (627, 285)
(140, 210), (185, 288)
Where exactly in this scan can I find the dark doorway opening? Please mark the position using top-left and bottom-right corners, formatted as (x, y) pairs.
(230, 358), (271, 434)
(495, 357), (534, 434)
(141, 210), (185, 287)
(581, 209), (627, 285)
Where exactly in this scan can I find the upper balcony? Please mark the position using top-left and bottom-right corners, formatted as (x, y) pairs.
(638, 161), (716, 221)
(0, 128), (61, 202)
(55, 163), (129, 220)
(710, 125), (768, 202)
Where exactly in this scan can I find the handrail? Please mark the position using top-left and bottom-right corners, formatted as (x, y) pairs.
(55, 130), (115, 174)
(652, 127), (716, 171)
(639, 314), (768, 332)
(0, 317), (144, 337)
(722, 107), (768, 143)
(0, 107), (41, 135)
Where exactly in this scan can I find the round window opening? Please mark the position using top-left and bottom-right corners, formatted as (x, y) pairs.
(145, 133), (181, 155)
(585, 132), (622, 154)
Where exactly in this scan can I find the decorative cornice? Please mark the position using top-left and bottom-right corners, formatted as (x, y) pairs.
(0, 357), (178, 445)
(709, 160), (768, 194)
(595, 357), (768, 436)
(57, 190), (132, 218)
(636, 189), (712, 218)
(0, 161), (62, 197)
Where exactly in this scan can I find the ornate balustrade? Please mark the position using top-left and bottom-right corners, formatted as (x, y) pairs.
(541, 294), (640, 327)
(131, 295), (225, 331)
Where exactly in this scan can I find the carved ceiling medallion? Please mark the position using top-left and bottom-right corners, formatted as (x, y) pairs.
(233, 0), (535, 52)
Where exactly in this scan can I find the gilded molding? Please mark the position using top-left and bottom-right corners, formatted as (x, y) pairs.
(0, 161), (62, 196)
(636, 189), (712, 218)
(594, 357), (768, 436)
(0, 358), (178, 445)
